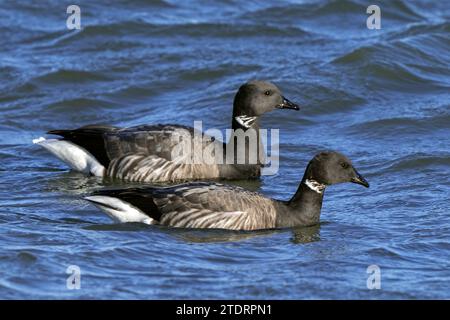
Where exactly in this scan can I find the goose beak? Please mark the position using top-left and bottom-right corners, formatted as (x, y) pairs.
(351, 169), (370, 188)
(276, 96), (300, 110)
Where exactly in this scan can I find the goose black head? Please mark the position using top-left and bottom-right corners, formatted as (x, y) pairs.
(304, 151), (369, 189)
(232, 80), (299, 128)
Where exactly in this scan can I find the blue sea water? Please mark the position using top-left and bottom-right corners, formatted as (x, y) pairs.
(0, 0), (449, 299)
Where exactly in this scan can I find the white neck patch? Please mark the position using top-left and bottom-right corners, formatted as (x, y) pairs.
(304, 179), (326, 194)
(235, 115), (257, 129)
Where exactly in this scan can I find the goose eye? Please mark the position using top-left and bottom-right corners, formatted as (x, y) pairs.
(264, 90), (271, 96)
(341, 162), (349, 169)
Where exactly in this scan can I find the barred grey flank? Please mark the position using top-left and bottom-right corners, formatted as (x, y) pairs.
(156, 185), (277, 230)
(107, 152), (223, 183)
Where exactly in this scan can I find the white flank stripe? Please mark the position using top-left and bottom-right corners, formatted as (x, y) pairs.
(33, 137), (105, 177)
(84, 196), (154, 225)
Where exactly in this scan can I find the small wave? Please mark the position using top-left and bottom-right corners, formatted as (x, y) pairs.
(386, 21), (450, 42)
(246, 0), (361, 21)
(16, 252), (38, 264)
(366, 247), (405, 259)
(246, 0), (424, 26)
(301, 84), (366, 115)
(334, 25), (450, 67)
(381, 0), (425, 21)
(119, 0), (174, 9)
(333, 41), (445, 68)
(333, 45), (379, 65)
(348, 115), (450, 137)
(331, 21), (450, 90)
(169, 228), (281, 244)
(312, 0), (368, 16)
(154, 22), (308, 38)
(177, 63), (262, 82)
(31, 69), (111, 85)
(333, 43), (450, 91)
(71, 20), (308, 40)
(382, 153), (450, 172)
(45, 97), (119, 112)
(84, 222), (151, 232)
(313, 0), (422, 21)
(367, 63), (448, 90)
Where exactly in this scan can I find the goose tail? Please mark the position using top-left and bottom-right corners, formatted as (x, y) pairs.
(84, 193), (155, 225)
(33, 137), (105, 177)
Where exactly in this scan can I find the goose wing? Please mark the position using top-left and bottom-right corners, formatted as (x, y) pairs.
(47, 124), (119, 167)
(104, 124), (223, 162)
(89, 183), (277, 231)
(48, 124), (223, 167)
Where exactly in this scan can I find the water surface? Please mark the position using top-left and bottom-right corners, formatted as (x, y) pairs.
(0, 0), (449, 299)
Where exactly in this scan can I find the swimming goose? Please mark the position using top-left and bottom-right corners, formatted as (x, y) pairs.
(33, 81), (299, 182)
(84, 151), (370, 230)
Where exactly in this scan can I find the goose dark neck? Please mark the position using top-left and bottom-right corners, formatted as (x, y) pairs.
(231, 91), (259, 131)
(222, 118), (264, 174)
(289, 181), (324, 208)
(277, 168), (325, 227)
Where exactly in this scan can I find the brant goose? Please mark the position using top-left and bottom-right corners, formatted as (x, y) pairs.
(34, 81), (299, 182)
(84, 151), (369, 230)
